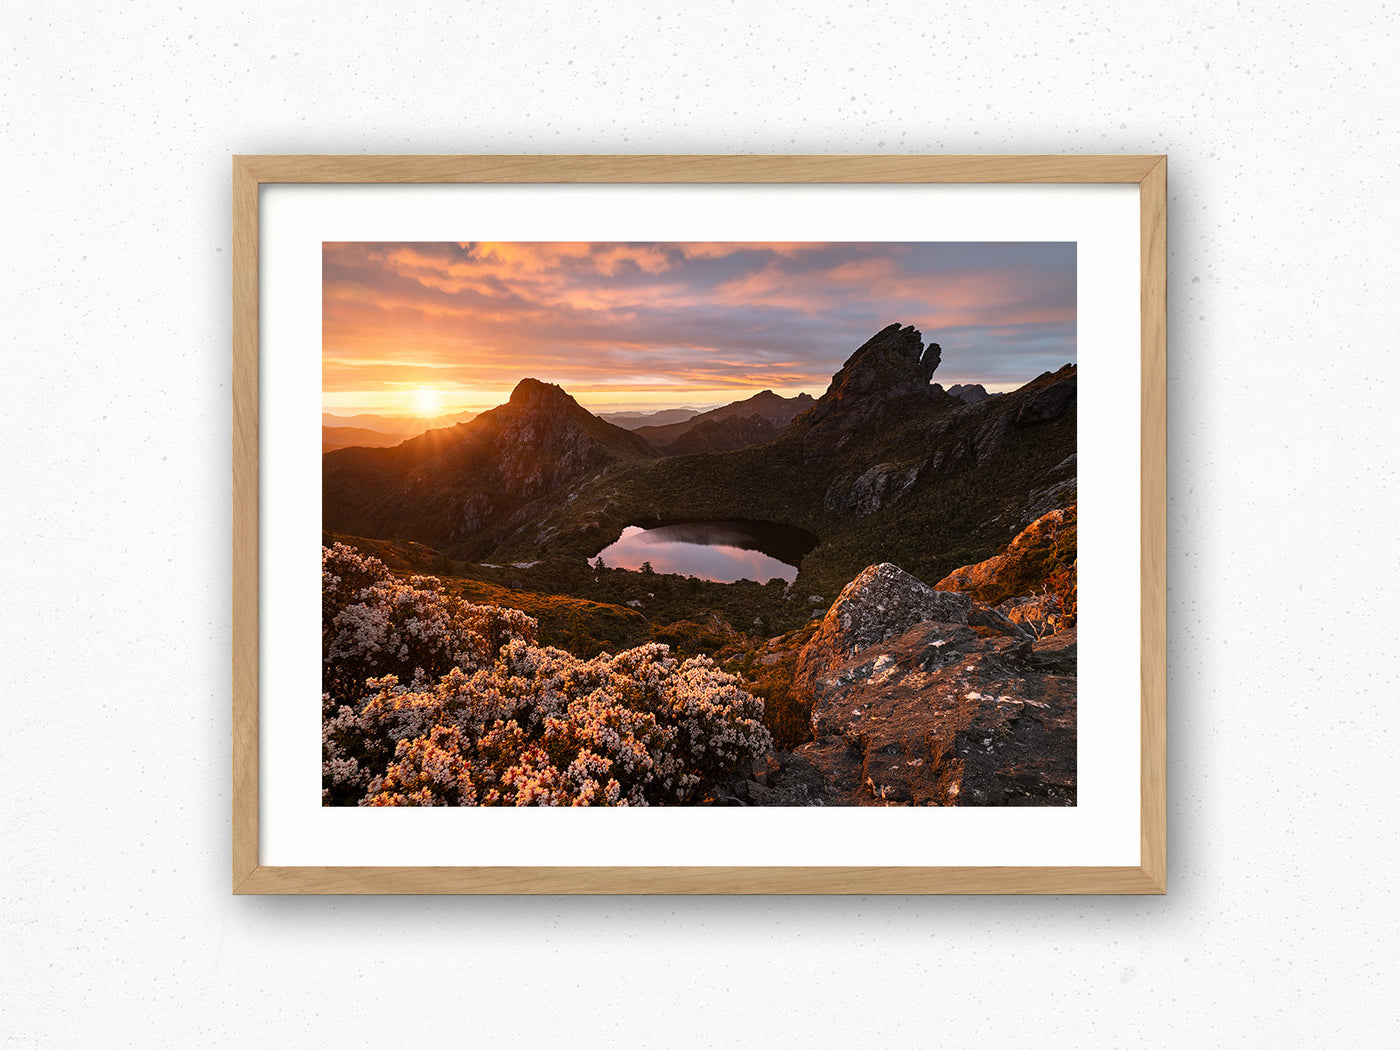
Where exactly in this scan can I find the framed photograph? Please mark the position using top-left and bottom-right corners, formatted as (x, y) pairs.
(233, 155), (1165, 893)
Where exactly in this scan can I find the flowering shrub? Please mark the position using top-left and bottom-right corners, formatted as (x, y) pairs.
(323, 542), (538, 705)
(322, 543), (772, 806)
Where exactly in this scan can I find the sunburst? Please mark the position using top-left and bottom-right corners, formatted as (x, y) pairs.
(411, 386), (443, 417)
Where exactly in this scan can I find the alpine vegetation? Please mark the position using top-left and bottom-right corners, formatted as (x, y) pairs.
(322, 543), (772, 806)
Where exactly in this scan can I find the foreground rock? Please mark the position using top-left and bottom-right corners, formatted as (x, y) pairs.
(763, 562), (1075, 806)
(794, 562), (1029, 695)
(995, 593), (1064, 639)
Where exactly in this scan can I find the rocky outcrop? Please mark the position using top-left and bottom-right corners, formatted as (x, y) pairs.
(1026, 627), (1076, 675)
(822, 462), (921, 515)
(827, 323), (940, 398)
(916, 365), (1076, 480)
(1015, 375), (1076, 425)
(797, 564), (965, 667)
(1018, 452), (1077, 525)
(795, 637), (1075, 806)
(935, 505), (1076, 610)
(995, 593), (1064, 638)
(795, 562), (1030, 729)
(802, 324), (944, 435)
(768, 562), (1075, 806)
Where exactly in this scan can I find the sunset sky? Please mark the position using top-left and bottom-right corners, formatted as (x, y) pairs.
(322, 241), (1076, 417)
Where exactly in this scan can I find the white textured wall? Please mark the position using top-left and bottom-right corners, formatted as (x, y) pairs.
(4, 2), (1397, 1046)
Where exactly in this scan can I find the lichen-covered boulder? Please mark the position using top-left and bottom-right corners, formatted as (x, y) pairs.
(797, 563), (973, 668)
(794, 563), (1027, 706)
(790, 622), (1076, 806)
(780, 562), (1075, 807)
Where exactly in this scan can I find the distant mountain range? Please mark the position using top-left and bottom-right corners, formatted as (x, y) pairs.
(599, 407), (711, 429)
(322, 426), (411, 453)
(322, 323), (1077, 601)
(945, 383), (995, 403)
(321, 411), (479, 452)
(632, 389), (816, 451)
(323, 392), (817, 455)
(323, 410), (480, 432)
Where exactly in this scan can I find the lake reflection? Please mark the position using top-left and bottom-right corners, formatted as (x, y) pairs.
(595, 520), (817, 584)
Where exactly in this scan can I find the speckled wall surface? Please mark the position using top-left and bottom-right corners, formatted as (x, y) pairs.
(4, 2), (1398, 1045)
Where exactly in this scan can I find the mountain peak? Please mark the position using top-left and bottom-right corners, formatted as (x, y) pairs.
(509, 377), (580, 410)
(810, 323), (942, 414)
(839, 323), (940, 386)
(323, 376), (653, 553)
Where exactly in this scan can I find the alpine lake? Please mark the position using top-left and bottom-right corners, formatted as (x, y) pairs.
(594, 520), (819, 584)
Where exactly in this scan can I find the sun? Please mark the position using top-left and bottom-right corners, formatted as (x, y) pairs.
(411, 386), (443, 417)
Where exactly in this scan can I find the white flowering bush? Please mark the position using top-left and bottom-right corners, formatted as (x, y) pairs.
(322, 543), (772, 806)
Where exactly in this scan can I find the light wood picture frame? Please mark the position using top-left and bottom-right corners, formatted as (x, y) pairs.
(233, 154), (1166, 894)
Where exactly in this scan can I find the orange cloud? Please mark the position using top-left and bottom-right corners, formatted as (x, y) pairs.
(322, 241), (1076, 416)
